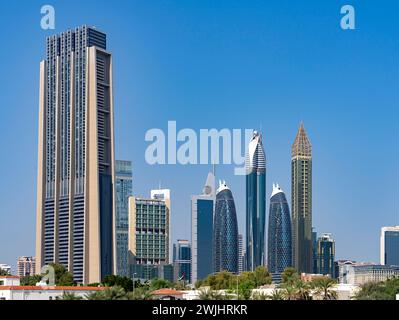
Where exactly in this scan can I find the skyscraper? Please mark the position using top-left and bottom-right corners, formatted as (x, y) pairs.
(17, 257), (36, 277)
(213, 181), (239, 274)
(128, 190), (170, 280)
(291, 122), (312, 273)
(316, 233), (335, 277)
(173, 240), (192, 283)
(380, 226), (399, 266)
(246, 131), (266, 271)
(191, 171), (215, 284)
(267, 183), (292, 278)
(115, 160), (133, 277)
(238, 234), (245, 273)
(35, 26), (116, 284)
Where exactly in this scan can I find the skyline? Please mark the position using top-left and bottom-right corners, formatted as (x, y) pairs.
(1, 0), (399, 271)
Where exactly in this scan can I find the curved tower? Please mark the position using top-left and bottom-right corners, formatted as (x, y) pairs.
(246, 131), (266, 271)
(291, 122), (312, 273)
(213, 181), (239, 273)
(268, 184), (292, 276)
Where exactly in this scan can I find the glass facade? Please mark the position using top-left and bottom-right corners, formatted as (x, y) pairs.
(213, 183), (239, 273)
(173, 240), (191, 283)
(316, 233), (335, 277)
(382, 229), (399, 266)
(115, 160), (132, 277)
(246, 132), (266, 271)
(197, 199), (214, 280)
(267, 185), (292, 276)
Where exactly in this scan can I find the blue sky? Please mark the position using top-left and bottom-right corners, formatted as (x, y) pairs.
(1, 0), (399, 272)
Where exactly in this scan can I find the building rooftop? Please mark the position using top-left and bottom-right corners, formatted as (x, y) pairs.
(0, 286), (106, 291)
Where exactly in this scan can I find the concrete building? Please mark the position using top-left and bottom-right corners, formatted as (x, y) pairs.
(338, 261), (399, 285)
(0, 276), (21, 286)
(0, 264), (11, 275)
(0, 285), (105, 300)
(17, 257), (36, 277)
(291, 123), (313, 273)
(35, 25), (116, 284)
(128, 190), (171, 280)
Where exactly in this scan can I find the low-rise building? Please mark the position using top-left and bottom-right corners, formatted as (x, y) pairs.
(0, 276), (20, 286)
(0, 264), (11, 274)
(338, 261), (399, 285)
(0, 286), (105, 300)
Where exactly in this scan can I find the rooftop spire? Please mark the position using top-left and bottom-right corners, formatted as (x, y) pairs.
(292, 122), (312, 158)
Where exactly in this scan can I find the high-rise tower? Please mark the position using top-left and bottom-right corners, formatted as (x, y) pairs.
(267, 183), (292, 278)
(191, 171), (215, 284)
(291, 122), (312, 273)
(115, 160), (133, 277)
(213, 180), (239, 274)
(36, 26), (116, 284)
(246, 131), (266, 271)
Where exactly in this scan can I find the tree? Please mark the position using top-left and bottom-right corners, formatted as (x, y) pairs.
(267, 289), (285, 300)
(311, 276), (337, 300)
(251, 291), (269, 300)
(237, 279), (255, 300)
(198, 288), (230, 300)
(103, 275), (133, 292)
(49, 263), (75, 286)
(85, 291), (106, 300)
(253, 266), (272, 287)
(20, 275), (42, 286)
(150, 278), (172, 290)
(101, 286), (127, 300)
(61, 292), (83, 300)
(126, 287), (153, 300)
(0, 269), (10, 276)
(354, 278), (399, 300)
(281, 283), (297, 300)
(294, 279), (312, 300)
(281, 267), (300, 285)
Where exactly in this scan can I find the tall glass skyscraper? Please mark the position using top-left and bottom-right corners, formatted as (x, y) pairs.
(213, 181), (239, 274)
(380, 226), (399, 266)
(316, 233), (335, 277)
(267, 184), (292, 277)
(115, 160), (132, 277)
(191, 171), (215, 284)
(35, 26), (115, 284)
(246, 131), (266, 271)
(291, 123), (312, 273)
(173, 240), (192, 283)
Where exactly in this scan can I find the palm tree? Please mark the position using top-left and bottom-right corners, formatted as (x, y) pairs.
(101, 286), (127, 300)
(198, 288), (227, 300)
(61, 292), (82, 300)
(268, 289), (285, 300)
(295, 280), (312, 300)
(251, 291), (269, 300)
(311, 277), (337, 300)
(126, 287), (153, 300)
(281, 284), (297, 300)
(85, 291), (105, 300)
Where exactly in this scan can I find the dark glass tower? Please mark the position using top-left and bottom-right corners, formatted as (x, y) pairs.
(267, 184), (292, 277)
(115, 160), (132, 277)
(316, 233), (335, 277)
(291, 122), (312, 273)
(246, 131), (266, 271)
(213, 181), (239, 274)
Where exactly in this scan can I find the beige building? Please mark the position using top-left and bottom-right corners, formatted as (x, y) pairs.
(36, 26), (116, 284)
(17, 257), (36, 277)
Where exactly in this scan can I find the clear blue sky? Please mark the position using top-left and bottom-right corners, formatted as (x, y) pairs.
(1, 0), (398, 272)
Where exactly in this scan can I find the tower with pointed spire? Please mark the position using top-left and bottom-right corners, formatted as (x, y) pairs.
(291, 122), (313, 273)
(246, 131), (267, 271)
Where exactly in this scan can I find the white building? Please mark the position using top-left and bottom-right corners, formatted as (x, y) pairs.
(0, 264), (11, 274)
(338, 260), (399, 285)
(0, 276), (20, 286)
(0, 285), (105, 300)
